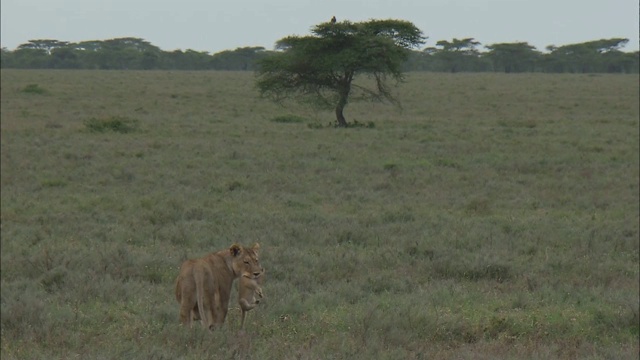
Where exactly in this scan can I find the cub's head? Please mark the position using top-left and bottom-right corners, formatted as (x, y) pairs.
(242, 268), (265, 286)
(230, 243), (263, 279)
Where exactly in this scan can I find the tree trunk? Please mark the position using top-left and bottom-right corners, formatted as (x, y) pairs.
(335, 95), (348, 127)
(334, 80), (350, 127)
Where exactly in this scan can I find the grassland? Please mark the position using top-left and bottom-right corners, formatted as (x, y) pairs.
(1, 69), (638, 359)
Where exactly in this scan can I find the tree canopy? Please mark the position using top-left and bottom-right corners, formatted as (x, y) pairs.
(485, 42), (540, 73)
(255, 19), (425, 126)
(423, 38), (483, 72)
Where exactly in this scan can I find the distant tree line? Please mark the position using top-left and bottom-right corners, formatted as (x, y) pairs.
(1, 37), (638, 73)
(406, 37), (638, 73)
(0, 38), (268, 71)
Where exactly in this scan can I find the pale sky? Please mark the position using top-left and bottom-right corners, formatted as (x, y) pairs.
(1, 0), (638, 53)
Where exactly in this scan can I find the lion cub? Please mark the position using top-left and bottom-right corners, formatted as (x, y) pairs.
(238, 270), (265, 329)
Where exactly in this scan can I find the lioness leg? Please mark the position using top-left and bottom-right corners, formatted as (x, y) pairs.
(198, 296), (214, 330)
(211, 299), (226, 329)
(191, 304), (201, 321)
(195, 271), (215, 330)
(179, 293), (197, 328)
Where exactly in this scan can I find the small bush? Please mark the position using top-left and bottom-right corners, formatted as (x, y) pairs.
(433, 258), (512, 283)
(21, 84), (47, 94)
(381, 210), (415, 223)
(227, 180), (244, 191)
(465, 197), (491, 215)
(336, 230), (367, 246)
(307, 120), (376, 129)
(332, 120), (376, 128)
(347, 120), (375, 128)
(40, 178), (67, 188)
(84, 116), (139, 134)
(435, 158), (462, 169)
(40, 267), (68, 293)
(270, 114), (305, 124)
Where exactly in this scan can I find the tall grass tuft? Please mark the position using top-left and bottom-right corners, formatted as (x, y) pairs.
(20, 83), (47, 94)
(84, 116), (139, 133)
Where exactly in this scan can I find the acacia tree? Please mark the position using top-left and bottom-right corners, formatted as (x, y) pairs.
(255, 19), (425, 127)
(18, 39), (69, 55)
(545, 38), (630, 73)
(485, 42), (540, 73)
(428, 38), (482, 72)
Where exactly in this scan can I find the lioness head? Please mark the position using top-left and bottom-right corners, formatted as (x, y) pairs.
(230, 243), (263, 278)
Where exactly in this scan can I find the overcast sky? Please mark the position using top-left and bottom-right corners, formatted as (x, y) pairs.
(2, 0), (638, 53)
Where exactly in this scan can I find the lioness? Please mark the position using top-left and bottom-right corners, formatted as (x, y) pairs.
(175, 243), (262, 330)
(238, 270), (265, 329)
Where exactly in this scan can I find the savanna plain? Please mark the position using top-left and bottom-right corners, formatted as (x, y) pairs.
(1, 70), (638, 359)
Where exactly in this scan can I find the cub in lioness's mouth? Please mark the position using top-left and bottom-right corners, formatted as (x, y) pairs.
(238, 269), (265, 329)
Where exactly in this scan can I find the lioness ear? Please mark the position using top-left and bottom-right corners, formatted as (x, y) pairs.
(230, 244), (242, 256)
(252, 243), (260, 252)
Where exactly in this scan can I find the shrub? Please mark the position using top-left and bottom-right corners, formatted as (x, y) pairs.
(84, 116), (139, 133)
(347, 120), (375, 128)
(433, 257), (512, 283)
(21, 83), (47, 94)
(270, 114), (305, 124)
(306, 120), (376, 129)
(227, 180), (244, 191)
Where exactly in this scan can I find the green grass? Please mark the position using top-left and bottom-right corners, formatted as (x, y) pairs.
(20, 83), (48, 94)
(83, 115), (140, 133)
(1, 70), (638, 359)
(270, 114), (306, 124)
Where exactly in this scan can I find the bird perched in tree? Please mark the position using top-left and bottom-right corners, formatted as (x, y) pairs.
(331, 16), (336, 24)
